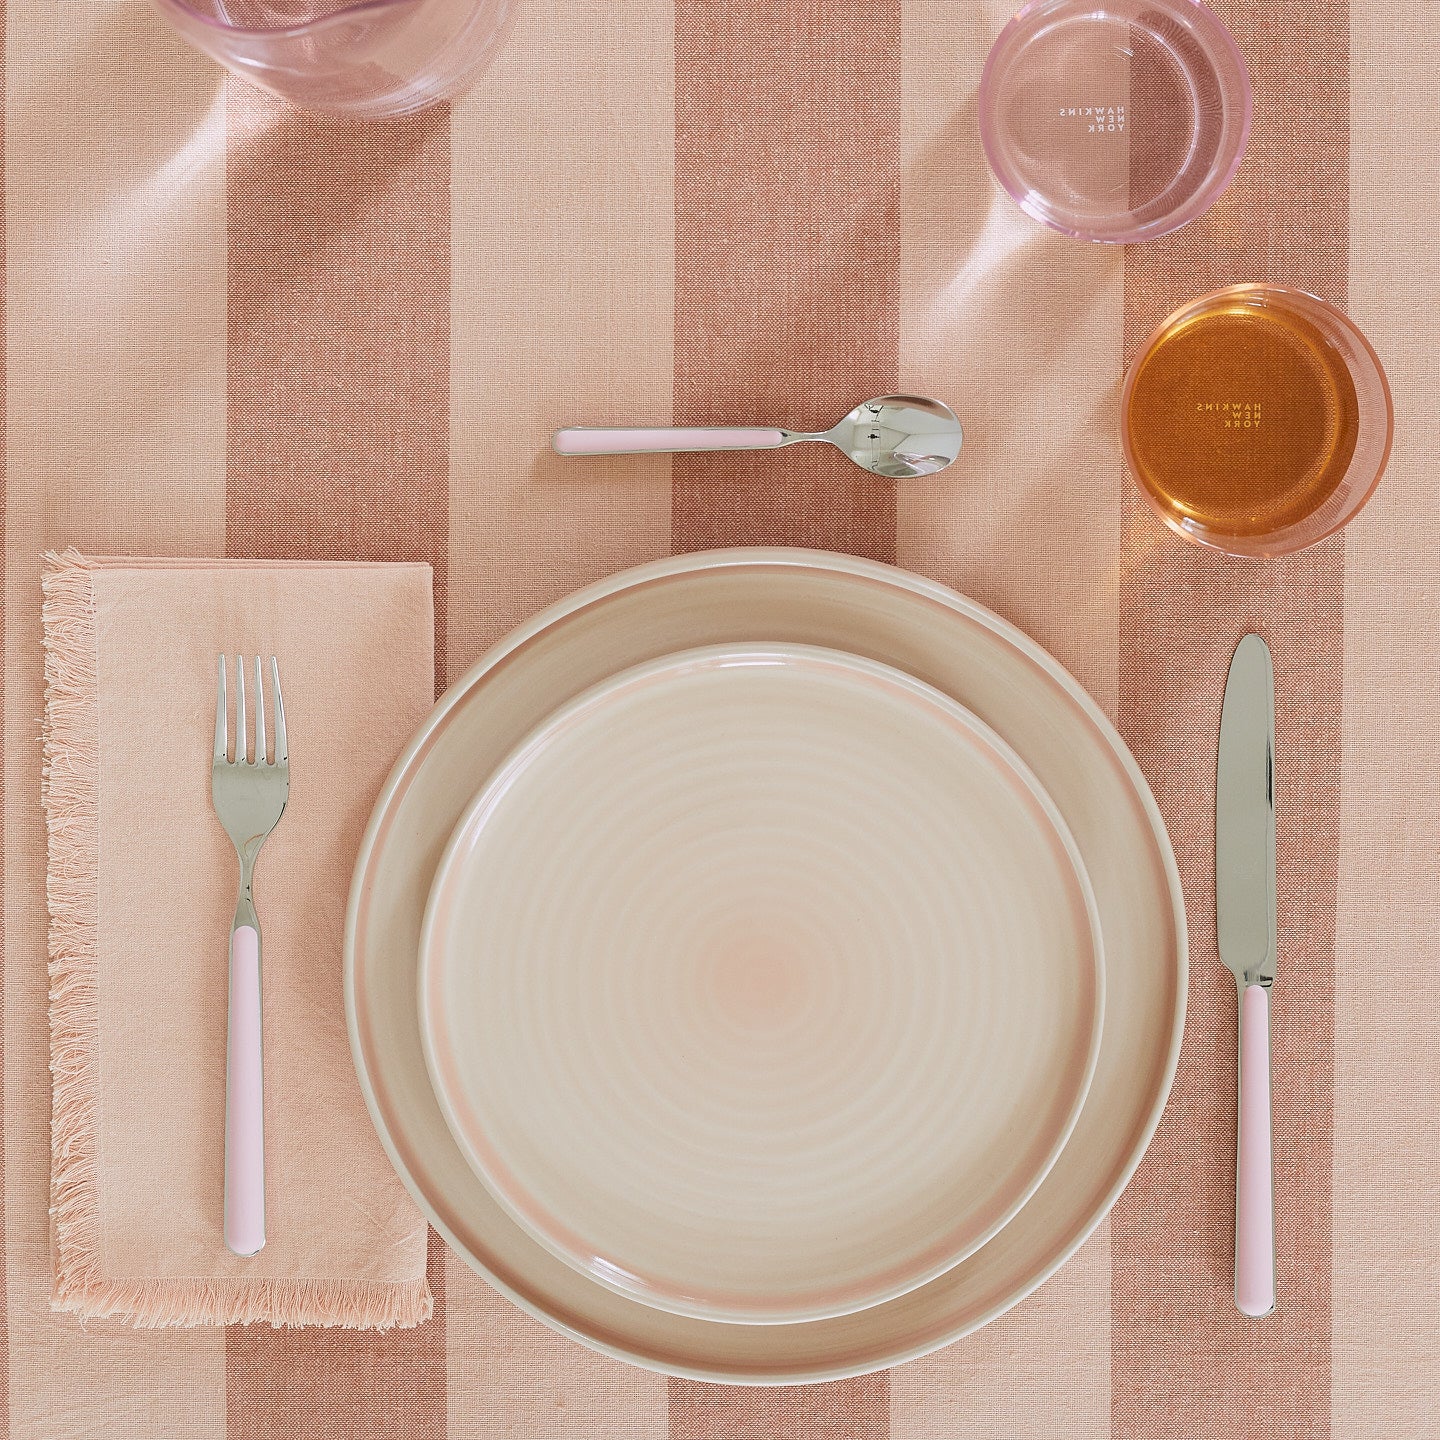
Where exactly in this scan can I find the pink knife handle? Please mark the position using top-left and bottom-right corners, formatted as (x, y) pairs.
(1235, 983), (1274, 1317)
(552, 426), (786, 455)
(225, 924), (265, 1257)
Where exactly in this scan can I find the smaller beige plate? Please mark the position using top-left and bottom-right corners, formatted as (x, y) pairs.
(419, 643), (1104, 1326)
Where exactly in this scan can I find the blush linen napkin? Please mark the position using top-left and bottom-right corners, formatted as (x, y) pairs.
(41, 552), (435, 1329)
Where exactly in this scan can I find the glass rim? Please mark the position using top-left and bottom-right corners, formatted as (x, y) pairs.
(153, 0), (425, 42)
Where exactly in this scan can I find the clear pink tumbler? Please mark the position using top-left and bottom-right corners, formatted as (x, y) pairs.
(154, 0), (514, 117)
(979, 0), (1251, 243)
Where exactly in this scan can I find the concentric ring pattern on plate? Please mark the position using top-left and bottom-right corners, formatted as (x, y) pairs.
(419, 644), (1104, 1325)
(345, 548), (1187, 1383)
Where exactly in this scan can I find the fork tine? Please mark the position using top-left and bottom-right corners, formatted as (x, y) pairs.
(271, 657), (287, 764)
(254, 656), (266, 766)
(214, 655), (228, 763)
(236, 655), (247, 764)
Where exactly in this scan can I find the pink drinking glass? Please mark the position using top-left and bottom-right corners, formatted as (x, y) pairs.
(979, 0), (1252, 243)
(154, 0), (514, 117)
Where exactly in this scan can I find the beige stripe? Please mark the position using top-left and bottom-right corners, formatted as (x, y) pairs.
(222, 81), (450, 1440)
(897, 0), (1124, 719)
(443, 0), (673, 1423)
(1333, 4), (1440, 1433)
(1112, 0), (1348, 1428)
(3, 4), (228, 1433)
(443, 0), (674, 673)
(893, 4), (1118, 1431)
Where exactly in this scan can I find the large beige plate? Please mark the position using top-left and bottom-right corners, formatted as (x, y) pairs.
(345, 548), (1187, 1383)
(419, 643), (1104, 1326)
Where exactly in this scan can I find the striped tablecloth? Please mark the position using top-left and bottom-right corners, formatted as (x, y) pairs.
(2, 0), (1435, 1435)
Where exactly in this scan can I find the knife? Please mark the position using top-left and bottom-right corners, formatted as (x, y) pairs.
(1216, 632), (1277, 1318)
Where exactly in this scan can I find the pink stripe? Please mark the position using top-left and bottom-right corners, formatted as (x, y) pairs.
(1112, 0), (1346, 1425)
(669, 0), (899, 1426)
(223, 82), (449, 1440)
(671, 0), (900, 564)
(669, 1378), (890, 1440)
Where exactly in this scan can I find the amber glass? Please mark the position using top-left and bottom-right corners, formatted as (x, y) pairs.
(1122, 286), (1392, 556)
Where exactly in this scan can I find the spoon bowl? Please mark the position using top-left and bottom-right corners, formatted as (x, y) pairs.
(824, 396), (965, 478)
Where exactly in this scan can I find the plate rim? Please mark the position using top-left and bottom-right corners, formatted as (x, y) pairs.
(344, 546), (1188, 1383)
(416, 639), (1107, 1327)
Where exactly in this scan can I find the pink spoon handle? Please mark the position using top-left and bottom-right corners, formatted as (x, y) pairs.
(1235, 983), (1274, 1316)
(224, 924), (265, 1257)
(552, 426), (786, 455)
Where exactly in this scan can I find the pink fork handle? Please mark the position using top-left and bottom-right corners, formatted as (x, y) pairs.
(225, 924), (265, 1257)
(552, 426), (786, 455)
(1235, 983), (1274, 1316)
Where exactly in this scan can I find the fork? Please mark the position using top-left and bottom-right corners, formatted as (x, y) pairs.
(212, 656), (289, 1257)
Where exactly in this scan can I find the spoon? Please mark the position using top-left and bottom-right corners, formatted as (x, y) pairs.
(552, 396), (963, 479)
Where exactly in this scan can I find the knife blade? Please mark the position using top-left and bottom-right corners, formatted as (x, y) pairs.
(1216, 632), (1276, 1318)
